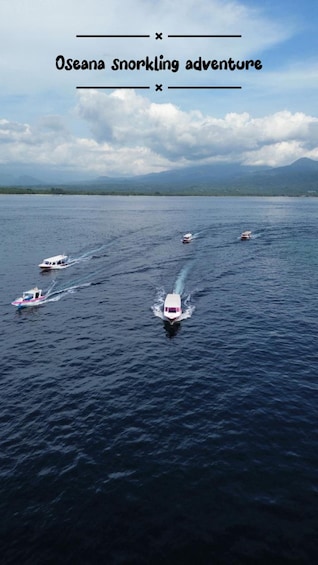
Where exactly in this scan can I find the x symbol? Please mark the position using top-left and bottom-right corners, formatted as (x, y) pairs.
(155, 84), (163, 91)
(155, 32), (163, 40)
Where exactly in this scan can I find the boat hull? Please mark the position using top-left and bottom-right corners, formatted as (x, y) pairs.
(39, 264), (68, 270)
(11, 296), (47, 308)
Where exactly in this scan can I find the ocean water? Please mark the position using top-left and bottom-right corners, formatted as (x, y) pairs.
(1, 194), (318, 564)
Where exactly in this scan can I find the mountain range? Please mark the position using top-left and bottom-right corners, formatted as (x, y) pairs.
(1, 158), (318, 196)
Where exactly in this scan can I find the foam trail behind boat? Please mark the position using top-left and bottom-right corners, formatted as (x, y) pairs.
(191, 232), (201, 240)
(46, 280), (57, 296)
(46, 264), (106, 299)
(179, 292), (195, 320)
(68, 242), (114, 264)
(151, 287), (166, 320)
(173, 260), (194, 295)
(70, 226), (145, 263)
(44, 282), (92, 303)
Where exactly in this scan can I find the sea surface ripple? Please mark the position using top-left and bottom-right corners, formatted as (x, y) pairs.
(1, 195), (318, 564)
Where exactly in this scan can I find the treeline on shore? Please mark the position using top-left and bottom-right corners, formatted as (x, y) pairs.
(0, 184), (317, 197)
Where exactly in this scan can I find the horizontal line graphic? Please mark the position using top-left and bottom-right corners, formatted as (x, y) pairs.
(168, 85), (242, 89)
(168, 34), (242, 38)
(76, 86), (150, 89)
(76, 35), (150, 38)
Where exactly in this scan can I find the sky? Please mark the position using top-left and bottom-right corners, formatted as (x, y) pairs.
(1, 0), (318, 181)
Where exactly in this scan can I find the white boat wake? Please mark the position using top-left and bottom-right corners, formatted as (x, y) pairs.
(69, 230), (138, 263)
(46, 281), (92, 301)
(67, 247), (104, 265)
(179, 293), (195, 320)
(173, 260), (195, 296)
(151, 287), (166, 320)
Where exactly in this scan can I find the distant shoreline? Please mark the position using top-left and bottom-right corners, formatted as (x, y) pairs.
(0, 187), (316, 197)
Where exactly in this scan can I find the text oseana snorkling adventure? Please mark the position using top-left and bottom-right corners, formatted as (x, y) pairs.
(55, 54), (263, 72)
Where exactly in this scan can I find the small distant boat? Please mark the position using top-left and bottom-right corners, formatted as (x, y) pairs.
(241, 231), (252, 240)
(164, 293), (182, 323)
(11, 286), (47, 308)
(39, 254), (71, 270)
(182, 233), (193, 244)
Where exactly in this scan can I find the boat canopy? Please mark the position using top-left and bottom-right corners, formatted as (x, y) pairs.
(22, 287), (41, 299)
(39, 254), (68, 268)
(42, 254), (67, 263)
(164, 293), (182, 313)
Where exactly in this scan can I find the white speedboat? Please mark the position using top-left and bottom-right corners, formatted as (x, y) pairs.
(241, 231), (252, 240)
(182, 233), (193, 244)
(39, 254), (70, 270)
(11, 287), (47, 308)
(163, 293), (182, 322)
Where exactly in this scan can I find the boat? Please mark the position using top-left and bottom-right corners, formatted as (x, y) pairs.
(182, 233), (193, 243)
(240, 231), (252, 240)
(38, 254), (70, 270)
(11, 287), (47, 308)
(163, 293), (182, 322)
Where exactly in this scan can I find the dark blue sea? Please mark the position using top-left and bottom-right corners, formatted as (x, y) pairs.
(1, 195), (318, 564)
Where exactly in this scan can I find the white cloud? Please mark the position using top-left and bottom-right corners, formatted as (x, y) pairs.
(1, 90), (318, 176)
(242, 141), (305, 167)
(76, 90), (318, 163)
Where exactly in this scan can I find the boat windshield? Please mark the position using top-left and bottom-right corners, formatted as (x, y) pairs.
(23, 293), (33, 300)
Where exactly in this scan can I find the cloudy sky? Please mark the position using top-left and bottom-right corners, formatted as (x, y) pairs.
(1, 0), (318, 180)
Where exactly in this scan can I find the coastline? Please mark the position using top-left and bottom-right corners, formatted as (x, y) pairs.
(0, 187), (316, 197)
